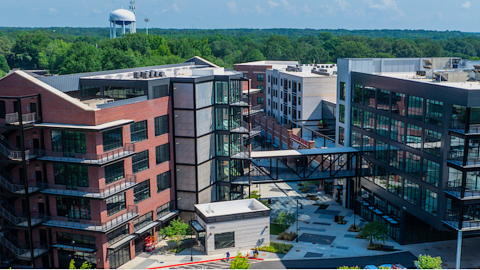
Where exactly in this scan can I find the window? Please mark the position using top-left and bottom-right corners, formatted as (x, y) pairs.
(339, 82), (346, 101)
(268, 87), (271, 95)
(352, 107), (362, 128)
(377, 89), (390, 111)
(353, 84), (363, 103)
(257, 97), (264, 104)
(56, 232), (96, 250)
(376, 140), (388, 164)
(425, 99), (443, 126)
(109, 242), (130, 269)
(157, 171), (171, 193)
(391, 92), (405, 116)
(298, 97), (301, 106)
(406, 124), (422, 150)
(134, 180), (150, 204)
(0, 101), (5, 118)
(104, 86), (144, 99)
(107, 225), (129, 245)
(339, 126), (345, 146)
(405, 152), (421, 178)
(299, 83), (302, 92)
(421, 189), (437, 216)
(56, 197), (91, 220)
(259, 86), (264, 93)
(339, 105), (345, 123)
(154, 115), (169, 136)
(107, 193), (126, 216)
(361, 158), (374, 182)
(257, 74), (264, 81)
(389, 145), (403, 170)
(363, 135), (374, 157)
(54, 164), (89, 187)
(351, 130), (361, 150)
(105, 161), (125, 184)
(155, 143), (170, 165)
(133, 212), (153, 231)
(103, 128), (123, 152)
(388, 173), (403, 197)
(374, 195), (386, 210)
(363, 86), (375, 107)
(132, 150), (149, 174)
(404, 180), (419, 205)
(152, 85), (169, 99)
(214, 232), (235, 250)
(408, 96), (423, 120)
(424, 129), (441, 157)
(268, 75), (271, 83)
(376, 115), (389, 138)
(390, 119), (405, 144)
(363, 111), (375, 131)
(157, 201), (174, 219)
(374, 166), (387, 189)
(131, 120), (148, 143)
(52, 131), (86, 154)
(422, 159), (440, 187)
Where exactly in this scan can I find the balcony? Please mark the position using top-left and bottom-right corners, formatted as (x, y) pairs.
(449, 121), (480, 135)
(5, 112), (38, 127)
(230, 120), (250, 134)
(230, 96), (250, 107)
(443, 209), (480, 231)
(0, 232), (49, 261)
(43, 205), (138, 233)
(447, 151), (480, 167)
(36, 143), (135, 165)
(40, 175), (137, 199)
(243, 105), (263, 117)
(0, 200), (44, 227)
(231, 145), (250, 160)
(445, 179), (480, 200)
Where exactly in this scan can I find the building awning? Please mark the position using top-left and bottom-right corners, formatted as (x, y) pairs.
(333, 185), (343, 190)
(35, 119), (134, 132)
(324, 179), (333, 183)
(53, 244), (96, 253)
(135, 221), (160, 235)
(107, 235), (138, 251)
(190, 220), (205, 233)
(272, 143), (279, 148)
(265, 139), (271, 143)
(157, 210), (179, 223)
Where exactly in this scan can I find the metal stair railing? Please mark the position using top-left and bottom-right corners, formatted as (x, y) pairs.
(0, 167), (27, 194)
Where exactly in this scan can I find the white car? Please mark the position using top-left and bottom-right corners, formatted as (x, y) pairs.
(364, 265), (379, 269)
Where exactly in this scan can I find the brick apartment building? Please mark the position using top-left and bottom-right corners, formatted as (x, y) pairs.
(0, 58), (256, 269)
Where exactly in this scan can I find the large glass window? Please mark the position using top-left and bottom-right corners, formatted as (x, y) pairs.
(157, 201), (174, 219)
(105, 161), (125, 184)
(376, 115), (389, 138)
(152, 85), (169, 99)
(56, 197), (91, 220)
(389, 145), (403, 170)
(408, 96), (423, 120)
(451, 105), (466, 129)
(54, 164), (89, 187)
(107, 225), (129, 245)
(406, 124), (422, 150)
(156, 143), (170, 165)
(422, 159), (440, 187)
(425, 99), (443, 126)
(352, 107), (362, 128)
(361, 158), (374, 182)
(106, 193), (126, 216)
(130, 121), (148, 143)
(404, 180), (419, 205)
(215, 81), (229, 104)
(377, 89), (390, 111)
(363, 111), (375, 131)
(216, 134), (229, 157)
(351, 130), (361, 150)
(215, 108), (229, 131)
(154, 115), (169, 136)
(363, 87), (375, 108)
(109, 243), (130, 269)
(353, 84), (363, 103)
(363, 135), (374, 157)
(339, 126), (345, 146)
(104, 86), (145, 99)
(391, 92), (406, 116)
(390, 119), (404, 143)
(57, 232), (96, 250)
(374, 166), (387, 189)
(421, 189), (438, 216)
(132, 150), (149, 174)
(217, 160), (230, 182)
(376, 140), (388, 164)
(133, 212), (153, 231)
(103, 128), (123, 152)
(340, 82), (346, 101)
(388, 173), (403, 197)
(424, 129), (441, 157)
(51, 131), (86, 154)
(214, 232), (235, 250)
(339, 104), (345, 123)
(157, 171), (171, 193)
(134, 180), (150, 204)
(405, 152), (421, 178)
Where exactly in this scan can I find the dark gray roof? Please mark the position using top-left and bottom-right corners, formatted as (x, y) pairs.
(37, 62), (193, 93)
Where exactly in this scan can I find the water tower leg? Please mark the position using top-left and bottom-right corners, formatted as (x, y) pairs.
(122, 21), (126, 36)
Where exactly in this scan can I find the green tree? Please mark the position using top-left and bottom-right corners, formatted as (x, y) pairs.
(359, 221), (389, 246)
(69, 259), (76, 269)
(38, 39), (70, 73)
(9, 32), (51, 69)
(0, 54), (10, 74)
(68, 259), (92, 269)
(275, 211), (296, 228)
(263, 35), (294, 60)
(414, 254), (442, 269)
(159, 217), (190, 247)
(338, 266), (360, 269)
(244, 49), (266, 62)
(101, 48), (138, 71)
(230, 251), (251, 269)
(59, 42), (101, 74)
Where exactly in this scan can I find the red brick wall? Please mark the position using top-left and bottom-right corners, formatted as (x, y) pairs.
(234, 64), (271, 110)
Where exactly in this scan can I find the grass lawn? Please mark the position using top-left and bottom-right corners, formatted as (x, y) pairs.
(246, 194), (261, 199)
(170, 246), (186, 253)
(255, 242), (293, 254)
(270, 223), (287, 235)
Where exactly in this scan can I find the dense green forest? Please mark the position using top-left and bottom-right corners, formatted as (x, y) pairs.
(1, 28), (480, 77)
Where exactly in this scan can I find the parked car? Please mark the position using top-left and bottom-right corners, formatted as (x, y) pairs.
(392, 264), (407, 269)
(364, 265), (379, 269)
(378, 264), (392, 269)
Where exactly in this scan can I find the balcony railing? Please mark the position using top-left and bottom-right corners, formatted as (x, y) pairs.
(0, 232), (49, 260)
(40, 175), (137, 199)
(444, 209), (480, 231)
(447, 151), (480, 167)
(449, 121), (480, 134)
(243, 105), (263, 116)
(36, 143), (135, 165)
(248, 126), (261, 138)
(230, 96), (250, 107)
(5, 112), (38, 126)
(231, 145), (250, 159)
(43, 205), (138, 232)
(0, 167), (39, 194)
(0, 200), (44, 227)
(230, 120), (249, 133)
(445, 179), (480, 199)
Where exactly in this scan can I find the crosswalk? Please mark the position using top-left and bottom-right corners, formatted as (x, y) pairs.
(169, 259), (263, 269)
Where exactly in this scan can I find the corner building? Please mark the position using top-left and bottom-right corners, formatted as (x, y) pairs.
(0, 58), (254, 269)
(336, 57), (480, 244)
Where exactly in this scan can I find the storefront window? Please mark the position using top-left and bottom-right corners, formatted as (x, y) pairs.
(214, 232), (235, 249)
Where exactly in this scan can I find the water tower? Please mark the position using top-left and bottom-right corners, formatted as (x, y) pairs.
(110, 9), (136, 39)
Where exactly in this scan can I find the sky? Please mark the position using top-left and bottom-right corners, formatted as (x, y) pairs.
(0, 0), (478, 32)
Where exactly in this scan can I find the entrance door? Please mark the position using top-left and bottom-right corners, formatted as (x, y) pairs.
(39, 229), (47, 243)
(36, 171), (43, 183)
(33, 138), (40, 150)
(38, 202), (45, 215)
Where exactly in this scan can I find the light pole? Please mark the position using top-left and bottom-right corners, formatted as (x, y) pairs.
(71, 240), (75, 266)
(145, 18), (150, 35)
(190, 213), (194, 261)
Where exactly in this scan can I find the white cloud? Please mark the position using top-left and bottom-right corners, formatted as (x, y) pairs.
(227, 1), (238, 14)
(49, 7), (59, 14)
(93, 9), (101, 14)
(368, 0), (404, 17)
(461, 1), (471, 9)
(281, 0), (297, 13)
(300, 4), (310, 13)
(335, 0), (351, 11)
(267, 0), (280, 9)
(254, 5), (265, 14)
(172, 4), (180, 13)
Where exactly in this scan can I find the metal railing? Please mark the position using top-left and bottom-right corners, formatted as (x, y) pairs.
(444, 209), (480, 230)
(243, 105), (263, 116)
(0, 232), (48, 260)
(0, 200), (44, 227)
(231, 145), (250, 159)
(449, 120), (480, 134)
(230, 120), (249, 133)
(36, 143), (135, 165)
(249, 126), (261, 138)
(40, 175), (137, 199)
(44, 205), (138, 232)
(446, 179), (480, 199)
(5, 112), (37, 125)
(230, 96), (250, 106)
(447, 151), (480, 167)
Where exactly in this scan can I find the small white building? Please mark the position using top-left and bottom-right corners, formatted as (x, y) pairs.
(191, 199), (270, 255)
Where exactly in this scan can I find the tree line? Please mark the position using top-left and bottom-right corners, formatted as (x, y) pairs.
(1, 28), (480, 76)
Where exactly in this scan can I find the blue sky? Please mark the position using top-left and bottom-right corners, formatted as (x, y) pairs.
(0, 0), (477, 32)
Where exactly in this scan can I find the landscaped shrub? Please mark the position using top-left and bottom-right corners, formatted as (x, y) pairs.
(277, 231), (297, 241)
(255, 242), (293, 254)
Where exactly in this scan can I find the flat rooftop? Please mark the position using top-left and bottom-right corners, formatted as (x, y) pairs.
(372, 72), (480, 90)
(195, 199), (270, 218)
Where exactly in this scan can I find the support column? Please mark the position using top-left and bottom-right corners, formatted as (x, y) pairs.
(122, 21), (126, 36)
(456, 230), (462, 269)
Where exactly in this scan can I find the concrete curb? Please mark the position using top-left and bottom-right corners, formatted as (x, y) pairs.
(147, 256), (264, 269)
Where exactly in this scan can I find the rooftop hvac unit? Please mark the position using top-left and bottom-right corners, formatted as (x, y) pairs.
(105, 75), (114, 79)
(134, 71), (140, 78)
(159, 71), (166, 77)
(416, 70), (426, 76)
(116, 74), (124, 79)
(141, 72), (149, 79)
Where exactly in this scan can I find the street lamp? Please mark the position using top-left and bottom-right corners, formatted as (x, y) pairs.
(190, 213), (194, 261)
(296, 197), (303, 243)
(71, 240), (76, 266)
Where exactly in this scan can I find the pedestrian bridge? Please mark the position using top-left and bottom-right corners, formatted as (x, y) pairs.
(231, 147), (359, 185)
